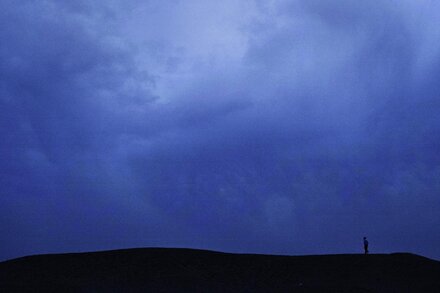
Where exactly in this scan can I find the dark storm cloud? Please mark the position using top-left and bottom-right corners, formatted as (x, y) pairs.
(1, 0), (440, 261)
(0, 0), (160, 259)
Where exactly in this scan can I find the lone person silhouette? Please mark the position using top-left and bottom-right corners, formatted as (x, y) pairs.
(363, 237), (369, 254)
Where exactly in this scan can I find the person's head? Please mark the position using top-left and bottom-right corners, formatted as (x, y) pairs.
(363, 237), (367, 240)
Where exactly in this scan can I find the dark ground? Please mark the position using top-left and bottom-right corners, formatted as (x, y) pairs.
(1, 248), (440, 292)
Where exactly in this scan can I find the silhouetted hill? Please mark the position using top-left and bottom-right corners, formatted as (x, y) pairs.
(1, 248), (439, 292)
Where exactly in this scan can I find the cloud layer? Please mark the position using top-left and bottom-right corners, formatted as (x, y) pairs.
(1, 0), (440, 260)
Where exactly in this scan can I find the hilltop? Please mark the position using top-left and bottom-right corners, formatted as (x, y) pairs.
(1, 248), (440, 292)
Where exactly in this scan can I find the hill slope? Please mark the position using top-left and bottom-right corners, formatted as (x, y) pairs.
(1, 248), (440, 292)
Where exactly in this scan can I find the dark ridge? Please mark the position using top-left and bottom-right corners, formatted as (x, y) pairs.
(1, 248), (440, 292)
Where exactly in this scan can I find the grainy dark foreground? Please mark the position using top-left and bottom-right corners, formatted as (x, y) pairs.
(1, 248), (439, 292)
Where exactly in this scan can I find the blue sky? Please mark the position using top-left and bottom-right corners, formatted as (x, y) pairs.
(1, 0), (440, 261)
